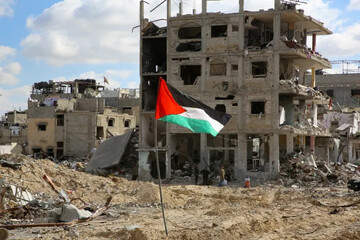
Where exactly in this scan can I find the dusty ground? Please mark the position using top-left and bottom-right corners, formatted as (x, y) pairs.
(2, 154), (360, 239)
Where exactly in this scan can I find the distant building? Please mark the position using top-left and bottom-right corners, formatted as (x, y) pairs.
(27, 79), (137, 158)
(307, 74), (360, 110)
(0, 110), (28, 153)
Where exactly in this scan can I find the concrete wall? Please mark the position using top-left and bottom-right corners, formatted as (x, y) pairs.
(64, 112), (96, 156)
(320, 112), (359, 135)
(309, 74), (360, 108)
(28, 118), (56, 154)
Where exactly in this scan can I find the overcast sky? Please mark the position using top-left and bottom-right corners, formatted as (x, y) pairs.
(0, 0), (360, 115)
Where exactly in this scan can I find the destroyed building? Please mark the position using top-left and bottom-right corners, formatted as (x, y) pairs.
(0, 110), (28, 154)
(28, 79), (137, 158)
(307, 73), (360, 110)
(138, 0), (333, 180)
(97, 88), (140, 126)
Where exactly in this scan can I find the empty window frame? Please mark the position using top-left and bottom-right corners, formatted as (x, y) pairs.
(178, 24), (201, 39)
(123, 107), (132, 114)
(232, 25), (239, 32)
(124, 120), (131, 128)
(56, 142), (64, 157)
(38, 123), (47, 131)
(180, 65), (201, 85)
(215, 104), (226, 113)
(252, 62), (267, 78)
(108, 118), (115, 127)
(56, 114), (64, 126)
(210, 60), (226, 76)
(326, 89), (334, 98)
(351, 89), (360, 97)
(251, 101), (265, 114)
(211, 25), (227, 37)
(96, 127), (104, 139)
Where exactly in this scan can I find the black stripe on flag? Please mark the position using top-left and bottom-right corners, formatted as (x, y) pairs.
(167, 83), (231, 126)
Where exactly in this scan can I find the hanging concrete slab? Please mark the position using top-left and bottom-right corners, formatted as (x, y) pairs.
(85, 129), (134, 172)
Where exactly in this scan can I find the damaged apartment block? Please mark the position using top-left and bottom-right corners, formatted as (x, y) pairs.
(28, 79), (138, 159)
(138, 0), (332, 180)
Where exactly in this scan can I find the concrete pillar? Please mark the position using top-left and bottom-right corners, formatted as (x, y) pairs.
(273, 14), (281, 51)
(286, 134), (294, 154)
(238, 0), (245, 86)
(202, 0), (207, 14)
(270, 133), (280, 173)
(179, 1), (183, 16)
(167, 0), (171, 20)
(325, 139), (330, 164)
(279, 96), (294, 125)
(201, 58), (206, 92)
(348, 140), (353, 163)
(237, 133), (247, 178)
(299, 67), (307, 85)
(200, 133), (208, 168)
(312, 33), (317, 52)
(239, 0), (244, 12)
(275, 0), (281, 10)
(312, 103), (318, 127)
(224, 134), (229, 163)
(310, 136), (315, 152)
(311, 67), (316, 88)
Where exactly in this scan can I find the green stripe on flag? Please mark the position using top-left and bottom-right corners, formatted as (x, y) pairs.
(159, 114), (219, 136)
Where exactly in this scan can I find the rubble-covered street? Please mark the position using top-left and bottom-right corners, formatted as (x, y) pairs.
(1, 154), (360, 240)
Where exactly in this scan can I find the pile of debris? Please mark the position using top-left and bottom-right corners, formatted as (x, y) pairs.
(279, 152), (360, 187)
(0, 154), (112, 231)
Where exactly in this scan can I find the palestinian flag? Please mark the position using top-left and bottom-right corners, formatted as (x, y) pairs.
(155, 77), (231, 137)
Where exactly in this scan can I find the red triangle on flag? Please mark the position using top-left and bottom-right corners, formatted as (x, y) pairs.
(156, 77), (186, 119)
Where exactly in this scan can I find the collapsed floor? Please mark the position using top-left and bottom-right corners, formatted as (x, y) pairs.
(1, 154), (360, 239)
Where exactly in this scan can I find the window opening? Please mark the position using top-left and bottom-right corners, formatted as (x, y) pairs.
(178, 26), (201, 39)
(180, 65), (201, 85)
(108, 118), (115, 127)
(215, 104), (226, 113)
(326, 89), (334, 98)
(125, 120), (131, 128)
(211, 25), (227, 37)
(38, 124), (47, 131)
(210, 60), (226, 76)
(251, 101), (265, 114)
(351, 89), (360, 97)
(252, 62), (267, 78)
(56, 115), (64, 126)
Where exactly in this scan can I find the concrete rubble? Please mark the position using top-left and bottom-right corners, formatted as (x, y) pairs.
(277, 151), (360, 187)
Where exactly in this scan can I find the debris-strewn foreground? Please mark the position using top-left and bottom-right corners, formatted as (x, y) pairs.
(1, 154), (360, 240)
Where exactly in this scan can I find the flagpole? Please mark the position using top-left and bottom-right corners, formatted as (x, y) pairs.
(155, 84), (169, 236)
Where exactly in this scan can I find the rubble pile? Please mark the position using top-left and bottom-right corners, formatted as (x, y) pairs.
(0, 153), (185, 230)
(279, 152), (360, 187)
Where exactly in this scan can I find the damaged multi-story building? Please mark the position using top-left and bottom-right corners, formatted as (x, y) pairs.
(28, 79), (137, 158)
(138, 0), (333, 180)
(0, 110), (28, 154)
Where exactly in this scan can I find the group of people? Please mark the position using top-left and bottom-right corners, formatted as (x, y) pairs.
(193, 164), (230, 187)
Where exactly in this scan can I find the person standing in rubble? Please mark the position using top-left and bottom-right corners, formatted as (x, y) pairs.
(218, 165), (227, 187)
(201, 167), (210, 185)
(194, 164), (199, 185)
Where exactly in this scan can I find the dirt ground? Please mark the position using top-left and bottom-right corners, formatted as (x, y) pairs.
(2, 154), (360, 240)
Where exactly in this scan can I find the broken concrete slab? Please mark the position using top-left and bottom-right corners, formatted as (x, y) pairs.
(9, 185), (34, 205)
(60, 204), (92, 222)
(85, 130), (133, 172)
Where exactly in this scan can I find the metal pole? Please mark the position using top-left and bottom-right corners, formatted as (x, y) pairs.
(154, 99), (168, 236)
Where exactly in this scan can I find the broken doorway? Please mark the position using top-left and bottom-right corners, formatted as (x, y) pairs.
(247, 135), (269, 171)
(149, 151), (166, 179)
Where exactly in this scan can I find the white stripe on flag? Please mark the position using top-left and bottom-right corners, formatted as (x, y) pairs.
(180, 107), (225, 133)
